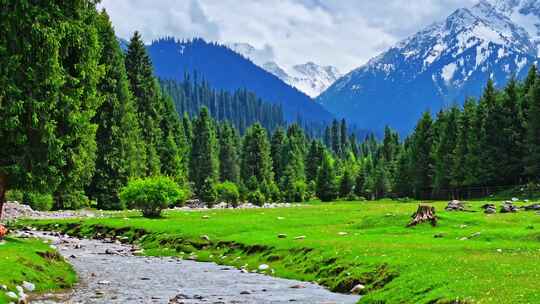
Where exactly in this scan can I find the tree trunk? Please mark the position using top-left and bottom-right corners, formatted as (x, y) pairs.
(0, 172), (7, 221)
(407, 204), (437, 227)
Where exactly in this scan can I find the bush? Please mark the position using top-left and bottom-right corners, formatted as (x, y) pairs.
(56, 191), (90, 210)
(5, 190), (23, 202)
(120, 176), (184, 217)
(247, 190), (265, 206)
(346, 193), (359, 201)
(26, 192), (53, 211)
(216, 182), (240, 207)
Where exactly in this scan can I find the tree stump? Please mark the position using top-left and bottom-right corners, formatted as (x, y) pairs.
(407, 205), (437, 227)
(0, 224), (7, 240)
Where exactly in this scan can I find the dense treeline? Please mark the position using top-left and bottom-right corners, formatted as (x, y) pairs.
(160, 78), (285, 133)
(3, 2), (540, 217)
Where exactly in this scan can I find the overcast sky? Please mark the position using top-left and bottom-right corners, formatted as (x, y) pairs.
(99, 0), (479, 73)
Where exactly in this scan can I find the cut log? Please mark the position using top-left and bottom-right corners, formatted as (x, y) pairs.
(407, 205), (437, 227)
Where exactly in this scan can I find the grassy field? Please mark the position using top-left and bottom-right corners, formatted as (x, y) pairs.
(0, 237), (76, 304)
(21, 200), (540, 304)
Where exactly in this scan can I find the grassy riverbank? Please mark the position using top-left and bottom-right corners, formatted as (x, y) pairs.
(0, 237), (76, 304)
(21, 200), (540, 304)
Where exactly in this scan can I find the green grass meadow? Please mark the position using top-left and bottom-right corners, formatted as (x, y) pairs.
(0, 237), (76, 304)
(18, 200), (540, 303)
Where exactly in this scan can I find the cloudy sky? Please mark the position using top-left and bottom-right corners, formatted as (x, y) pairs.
(99, 0), (479, 73)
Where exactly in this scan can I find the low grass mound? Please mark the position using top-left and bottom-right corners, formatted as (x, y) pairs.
(0, 237), (76, 303)
(21, 200), (540, 304)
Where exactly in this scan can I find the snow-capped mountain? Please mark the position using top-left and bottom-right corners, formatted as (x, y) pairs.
(227, 43), (341, 98)
(317, 0), (539, 135)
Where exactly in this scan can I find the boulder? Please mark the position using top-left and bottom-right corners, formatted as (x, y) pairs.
(481, 204), (497, 214)
(0, 225), (7, 240)
(445, 200), (467, 211)
(500, 202), (519, 213)
(523, 204), (540, 211)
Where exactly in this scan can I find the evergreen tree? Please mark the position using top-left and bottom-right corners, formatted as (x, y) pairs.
(306, 140), (325, 182)
(125, 31), (163, 175)
(189, 107), (219, 196)
(409, 111), (434, 197)
(159, 94), (187, 183)
(331, 120), (342, 156)
(525, 78), (540, 180)
(340, 119), (349, 156)
(241, 123), (274, 187)
(218, 123), (240, 183)
(339, 169), (354, 198)
(500, 77), (524, 184)
(433, 106), (458, 193)
(0, 0), (103, 213)
(316, 151), (338, 202)
(88, 11), (146, 209)
(270, 127), (287, 183)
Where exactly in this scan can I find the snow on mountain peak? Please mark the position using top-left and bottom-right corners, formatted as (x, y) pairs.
(227, 43), (341, 97)
(318, 0), (539, 135)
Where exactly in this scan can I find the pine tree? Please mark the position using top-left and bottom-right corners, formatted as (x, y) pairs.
(433, 106), (458, 194)
(409, 111), (434, 198)
(331, 120), (342, 156)
(218, 123), (240, 183)
(525, 78), (540, 180)
(306, 140), (325, 182)
(451, 99), (475, 188)
(316, 151), (338, 202)
(339, 169), (354, 198)
(340, 119), (349, 156)
(478, 79), (503, 186)
(0, 1), (105, 214)
(241, 123), (274, 187)
(270, 127), (286, 183)
(125, 31), (163, 175)
(88, 10), (146, 209)
(189, 107), (219, 196)
(159, 93), (187, 183)
(500, 77), (524, 184)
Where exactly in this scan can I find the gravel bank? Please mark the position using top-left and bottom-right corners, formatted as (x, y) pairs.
(25, 231), (359, 304)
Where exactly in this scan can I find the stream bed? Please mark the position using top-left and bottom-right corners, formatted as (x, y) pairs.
(27, 231), (360, 304)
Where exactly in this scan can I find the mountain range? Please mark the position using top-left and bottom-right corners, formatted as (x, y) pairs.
(144, 38), (333, 123)
(227, 43), (342, 98)
(317, 0), (540, 134)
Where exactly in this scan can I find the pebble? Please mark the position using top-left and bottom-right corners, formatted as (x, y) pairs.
(22, 281), (35, 292)
(294, 236), (306, 240)
(277, 234), (287, 238)
(97, 280), (111, 285)
(240, 291), (251, 295)
(350, 284), (365, 294)
(6, 291), (18, 299)
(258, 264), (270, 270)
(338, 232), (348, 236)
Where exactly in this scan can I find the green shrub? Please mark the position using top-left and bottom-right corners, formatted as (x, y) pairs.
(26, 192), (53, 211)
(5, 190), (23, 202)
(248, 190), (265, 206)
(346, 193), (359, 201)
(120, 176), (184, 217)
(56, 191), (90, 210)
(216, 181), (240, 207)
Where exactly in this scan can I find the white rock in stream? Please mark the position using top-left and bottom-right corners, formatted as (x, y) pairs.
(258, 264), (270, 270)
(22, 281), (35, 292)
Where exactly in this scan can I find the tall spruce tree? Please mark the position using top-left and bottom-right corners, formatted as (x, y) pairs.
(241, 123), (274, 187)
(410, 111), (434, 197)
(88, 10), (146, 210)
(433, 106), (458, 193)
(125, 31), (163, 175)
(270, 127), (287, 184)
(316, 151), (338, 202)
(525, 78), (540, 180)
(306, 140), (325, 182)
(189, 107), (219, 196)
(218, 123), (240, 183)
(1, 1), (104, 212)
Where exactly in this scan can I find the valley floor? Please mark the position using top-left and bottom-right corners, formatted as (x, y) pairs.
(17, 200), (540, 303)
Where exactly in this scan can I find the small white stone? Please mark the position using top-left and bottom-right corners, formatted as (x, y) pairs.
(258, 264), (269, 270)
(22, 281), (35, 292)
(6, 291), (18, 299)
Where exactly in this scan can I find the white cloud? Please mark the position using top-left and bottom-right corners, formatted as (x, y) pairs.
(99, 0), (478, 73)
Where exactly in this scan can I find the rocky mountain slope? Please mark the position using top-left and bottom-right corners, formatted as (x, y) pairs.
(318, 0), (539, 134)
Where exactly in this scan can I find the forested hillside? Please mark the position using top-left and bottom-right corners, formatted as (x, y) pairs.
(146, 37), (334, 123)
